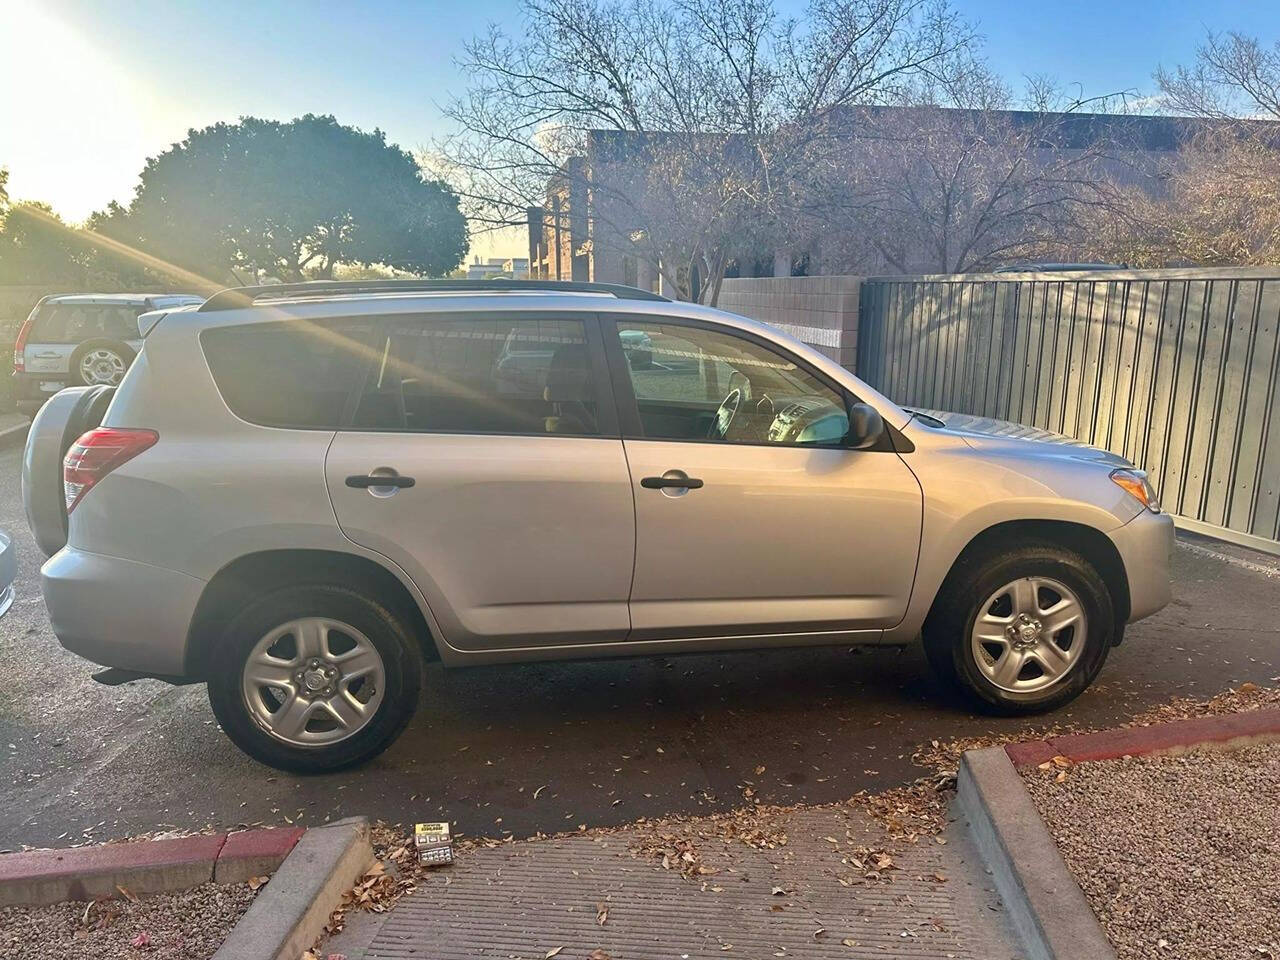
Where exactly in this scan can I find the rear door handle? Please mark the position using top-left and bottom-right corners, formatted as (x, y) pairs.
(640, 475), (703, 490)
(345, 474), (415, 489)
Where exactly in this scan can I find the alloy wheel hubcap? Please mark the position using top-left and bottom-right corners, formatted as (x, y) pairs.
(81, 349), (126, 385)
(1010, 614), (1043, 647)
(970, 577), (1087, 695)
(241, 617), (385, 747)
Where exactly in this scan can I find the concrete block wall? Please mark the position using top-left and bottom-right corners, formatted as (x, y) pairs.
(715, 275), (861, 370)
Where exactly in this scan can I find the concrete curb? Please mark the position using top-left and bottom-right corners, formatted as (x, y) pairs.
(957, 747), (1116, 960)
(0, 827), (304, 907)
(213, 816), (374, 960)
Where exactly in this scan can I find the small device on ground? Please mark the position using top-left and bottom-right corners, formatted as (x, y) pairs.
(414, 821), (454, 867)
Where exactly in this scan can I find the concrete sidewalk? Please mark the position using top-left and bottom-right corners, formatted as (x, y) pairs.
(327, 800), (1020, 959)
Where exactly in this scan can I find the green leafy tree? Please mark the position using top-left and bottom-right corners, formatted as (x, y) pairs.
(0, 167), (180, 287)
(0, 192), (92, 285)
(94, 115), (468, 281)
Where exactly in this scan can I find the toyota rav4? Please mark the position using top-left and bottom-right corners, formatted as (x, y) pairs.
(23, 280), (1174, 772)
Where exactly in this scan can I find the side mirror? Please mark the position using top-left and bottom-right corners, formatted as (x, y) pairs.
(846, 402), (884, 450)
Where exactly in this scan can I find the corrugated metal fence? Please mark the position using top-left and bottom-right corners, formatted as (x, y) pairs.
(857, 268), (1280, 550)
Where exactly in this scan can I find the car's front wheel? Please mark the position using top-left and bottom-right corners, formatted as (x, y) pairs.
(922, 541), (1116, 714)
(207, 584), (421, 772)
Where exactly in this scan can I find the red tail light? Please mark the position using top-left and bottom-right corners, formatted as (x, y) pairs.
(63, 428), (158, 514)
(13, 307), (38, 374)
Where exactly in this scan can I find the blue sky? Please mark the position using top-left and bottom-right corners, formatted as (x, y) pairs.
(3, 0), (1279, 258)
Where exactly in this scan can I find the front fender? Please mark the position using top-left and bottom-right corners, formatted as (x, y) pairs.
(885, 432), (1142, 642)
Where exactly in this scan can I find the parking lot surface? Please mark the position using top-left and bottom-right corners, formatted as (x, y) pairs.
(1, 443), (1278, 851)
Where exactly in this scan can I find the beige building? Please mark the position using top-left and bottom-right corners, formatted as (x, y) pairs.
(527, 111), (1203, 289)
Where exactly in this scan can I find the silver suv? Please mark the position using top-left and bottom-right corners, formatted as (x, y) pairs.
(23, 280), (1173, 772)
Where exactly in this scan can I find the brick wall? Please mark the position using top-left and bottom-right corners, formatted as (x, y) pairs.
(715, 275), (861, 370)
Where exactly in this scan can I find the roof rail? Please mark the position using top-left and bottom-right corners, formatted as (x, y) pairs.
(197, 278), (670, 311)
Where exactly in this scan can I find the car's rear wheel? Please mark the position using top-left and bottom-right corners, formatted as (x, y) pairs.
(69, 339), (135, 387)
(922, 541), (1115, 714)
(207, 584), (421, 772)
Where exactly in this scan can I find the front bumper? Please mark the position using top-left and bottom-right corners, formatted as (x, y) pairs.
(1109, 509), (1176, 623)
(41, 546), (204, 676)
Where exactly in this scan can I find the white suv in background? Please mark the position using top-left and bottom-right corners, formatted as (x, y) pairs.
(23, 280), (1173, 772)
(12, 293), (204, 412)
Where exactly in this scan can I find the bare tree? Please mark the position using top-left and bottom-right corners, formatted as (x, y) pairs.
(815, 68), (1130, 274)
(437, 0), (975, 301)
(1156, 31), (1280, 121)
(1092, 31), (1280, 266)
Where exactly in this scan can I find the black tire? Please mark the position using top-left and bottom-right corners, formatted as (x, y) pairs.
(69, 339), (135, 387)
(922, 541), (1114, 715)
(207, 584), (421, 773)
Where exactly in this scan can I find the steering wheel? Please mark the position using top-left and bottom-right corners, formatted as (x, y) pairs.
(708, 387), (742, 440)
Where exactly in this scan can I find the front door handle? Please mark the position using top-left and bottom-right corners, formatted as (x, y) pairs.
(640, 475), (703, 490)
(346, 474), (415, 489)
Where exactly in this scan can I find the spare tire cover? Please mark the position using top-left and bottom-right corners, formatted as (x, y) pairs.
(21, 385), (115, 558)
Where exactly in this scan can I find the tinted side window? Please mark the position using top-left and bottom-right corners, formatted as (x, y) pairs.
(615, 321), (849, 445)
(202, 319), (373, 429)
(352, 317), (598, 436)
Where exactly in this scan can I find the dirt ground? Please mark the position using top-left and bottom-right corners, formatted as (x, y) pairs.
(1025, 739), (1280, 960)
(0, 881), (258, 960)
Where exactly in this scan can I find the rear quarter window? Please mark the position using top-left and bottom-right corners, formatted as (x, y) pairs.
(201, 319), (373, 429)
(31, 303), (145, 342)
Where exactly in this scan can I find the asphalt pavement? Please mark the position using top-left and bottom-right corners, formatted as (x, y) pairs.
(1, 443), (1278, 851)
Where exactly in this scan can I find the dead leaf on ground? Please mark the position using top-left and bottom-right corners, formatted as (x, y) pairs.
(588, 951), (612, 960)
(116, 885), (139, 903)
(596, 901), (609, 926)
(248, 875), (269, 891)
(545, 948), (563, 959)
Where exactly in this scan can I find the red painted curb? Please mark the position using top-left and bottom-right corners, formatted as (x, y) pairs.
(219, 826), (305, 864)
(0, 833), (227, 885)
(0, 827), (307, 906)
(1005, 707), (1280, 769)
(215, 827), (306, 883)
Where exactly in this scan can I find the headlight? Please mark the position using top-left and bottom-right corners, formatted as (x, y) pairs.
(1110, 468), (1160, 513)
